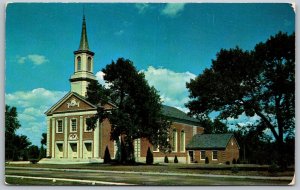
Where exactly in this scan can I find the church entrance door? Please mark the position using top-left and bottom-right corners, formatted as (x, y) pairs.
(55, 142), (63, 158)
(68, 142), (78, 159)
(83, 142), (92, 159)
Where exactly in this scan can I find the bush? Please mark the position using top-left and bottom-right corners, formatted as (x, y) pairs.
(164, 155), (169, 163)
(232, 158), (237, 164)
(30, 159), (39, 164)
(225, 161), (230, 165)
(174, 155), (178, 163)
(205, 157), (209, 164)
(231, 166), (239, 173)
(104, 145), (111, 164)
(23, 151), (29, 161)
(236, 158), (240, 164)
(146, 147), (153, 165)
(268, 163), (280, 174)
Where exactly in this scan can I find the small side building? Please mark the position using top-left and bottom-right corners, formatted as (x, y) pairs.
(186, 133), (239, 164)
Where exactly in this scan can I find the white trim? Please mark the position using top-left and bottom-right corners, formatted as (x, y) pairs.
(172, 129), (178, 152)
(56, 119), (63, 133)
(180, 130), (185, 152)
(212, 150), (218, 160)
(200, 150), (206, 160)
(79, 116), (83, 158)
(63, 117), (68, 158)
(70, 118), (77, 132)
(83, 140), (93, 159)
(153, 145), (159, 153)
(93, 120), (99, 158)
(52, 110), (97, 117)
(46, 118), (50, 157)
(51, 118), (55, 158)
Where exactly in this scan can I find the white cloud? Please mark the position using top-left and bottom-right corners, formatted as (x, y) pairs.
(6, 88), (67, 145)
(135, 3), (150, 14)
(17, 54), (49, 65)
(161, 3), (186, 17)
(142, 66), (196, 111)
(291, 3), (295, 13)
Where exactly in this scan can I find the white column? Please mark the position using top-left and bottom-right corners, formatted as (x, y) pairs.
(64, 117), (68, 158)
(46, 117), (50, 157)
(93, 120), (99, 158)
(51, 118), (55, 158)
(193, 126), (197, 136)
(79, 116), (83, 158)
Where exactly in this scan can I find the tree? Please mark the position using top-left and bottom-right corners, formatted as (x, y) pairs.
(41, 133), (47, 147)
(28, 145), (40, 159)
(146, 147), (153, 165)
(186, 32), (295, 167)
(200, 118), (228, 134)
(86, 58), (171, 163)
(5, 105), (31, 160)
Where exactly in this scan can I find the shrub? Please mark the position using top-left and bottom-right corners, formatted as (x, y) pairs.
(205, 157), (209, 164)
(104, 145), (111, 164)
(30, 159), (39, 164)
(23, 151), (29, 161)
(232, 158), (237, 164)
(174, 155), (178, 163)
(236, 158), (240, 164)
(231, 166), (239, 173)
(225, 161), (230, 165)
(164, 155), (169, 163)
(268, 163), (280, 175)
(146, 147), (153, 165)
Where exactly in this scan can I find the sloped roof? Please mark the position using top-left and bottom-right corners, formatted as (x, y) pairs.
(162, 105), (200, 126)
(186, 133), (237, 150)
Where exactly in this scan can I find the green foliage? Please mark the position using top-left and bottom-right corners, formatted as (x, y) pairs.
(164, 155), (169, 163)
(28, 145), (40, 159)
(41, 133), (47, 146)
(225, 161), (230, 165)
(23, 150), (29, 161)
(146, 147), (153, 165)
(86, 58), (171, 163)
(186, 32), (295, 167)
(205, 157), (209, 164)
(200, 118), (228, 134)
(268, 163), (280, 174)
(236, 159), (240, 164)
(39, 145), (46, 159)
(174, 155), (178, 163)
(5, 105), (32, 160)
(104, 145), (111, 164)
(231, 166), (239, 173)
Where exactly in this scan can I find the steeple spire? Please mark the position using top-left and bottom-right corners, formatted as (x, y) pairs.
(78, 14), (90, 51)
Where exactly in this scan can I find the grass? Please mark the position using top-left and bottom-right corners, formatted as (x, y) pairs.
(5, 162), (295, 177)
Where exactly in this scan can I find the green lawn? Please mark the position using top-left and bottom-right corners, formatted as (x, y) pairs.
(5, 162), (294, 177)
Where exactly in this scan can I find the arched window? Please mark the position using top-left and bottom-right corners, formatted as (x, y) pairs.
(180, 130), (185, 152)
(172, 129), (177, 152)
(77, 56), (81, 71)
(87, 57), (92, 72)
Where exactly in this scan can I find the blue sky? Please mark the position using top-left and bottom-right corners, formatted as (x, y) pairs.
(5, 3), (295, 145)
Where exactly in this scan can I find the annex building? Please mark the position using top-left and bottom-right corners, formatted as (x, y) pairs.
(43, 16), (239, 164)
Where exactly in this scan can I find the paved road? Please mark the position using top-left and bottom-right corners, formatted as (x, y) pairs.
(5, 167), (293, 186)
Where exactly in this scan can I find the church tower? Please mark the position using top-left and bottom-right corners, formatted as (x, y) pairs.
(70, 15), (96, 97)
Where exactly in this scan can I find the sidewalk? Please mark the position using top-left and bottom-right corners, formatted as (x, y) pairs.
(6, 166), (293, 181)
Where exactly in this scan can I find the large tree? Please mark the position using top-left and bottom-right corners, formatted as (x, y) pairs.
(86, 58), (171, 163)
(5, 105), (31, 160)
(186, 32), (295, 167)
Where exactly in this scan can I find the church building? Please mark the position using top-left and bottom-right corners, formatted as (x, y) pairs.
(44, 16), (210, 164)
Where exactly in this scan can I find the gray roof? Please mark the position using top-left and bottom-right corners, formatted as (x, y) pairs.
(162, 105), (200, 126)
(186, 133), (235, 150)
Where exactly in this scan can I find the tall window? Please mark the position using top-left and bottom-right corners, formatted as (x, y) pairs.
(71, 119), (77, 132)
(180, 130), (185, 152)
(172, 129), (177, 152)
(212, 150), (218, 160)
(87, 57), (92, 72)
(57, 120), (63, 133)
(77, 56), (81, 71)
(200, 150), (206, 160)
